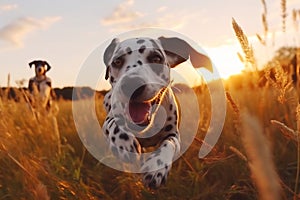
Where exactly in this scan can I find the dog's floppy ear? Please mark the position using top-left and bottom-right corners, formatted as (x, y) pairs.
(103, 38), (119, 80)
(158, 37), (213, 72)
(29, 61), (36, 68)
(43, 61), (51, 72)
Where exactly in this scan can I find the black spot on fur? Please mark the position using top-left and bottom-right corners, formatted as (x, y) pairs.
(169, 104), (173, 111)
(126, 47), (132, 54)
(108, 121), (114, 128)
(157, 159), (163, 166)
(145, 174), (153, 181)
(167, 117), (172, 121)
(111, 136), (116, 143)
(110, 76), (115, 83)
(105, 129), (109, 136)
(139, 45), (146, 54)
(133, 65), (137, 68)
(137, 60), (143, 65)
(149, 179), (157, 188)
(106, 117), (113, 124)
(113, 126), (119, 134)
(137, 39), (145, 44)
(165, 125), (173, 132)
(119, 133), (129, 141)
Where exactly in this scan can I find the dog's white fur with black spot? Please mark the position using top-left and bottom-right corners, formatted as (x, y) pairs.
(102, 36), (213, 188)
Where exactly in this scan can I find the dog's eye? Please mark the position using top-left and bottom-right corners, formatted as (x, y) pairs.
(148, 54), (163, 64)
(112, 57), (124, 68)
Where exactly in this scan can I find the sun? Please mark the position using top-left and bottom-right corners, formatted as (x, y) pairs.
(171, 43), (245, 86)
(205, 44), (245, 79)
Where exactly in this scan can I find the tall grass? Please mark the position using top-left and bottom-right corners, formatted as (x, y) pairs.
(1, 0), (300, 199)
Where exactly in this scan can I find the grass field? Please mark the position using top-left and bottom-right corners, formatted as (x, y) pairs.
(0, 67), (300, 199)
(1, 1), (300, 199)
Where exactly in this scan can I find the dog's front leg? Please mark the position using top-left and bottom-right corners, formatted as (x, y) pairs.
(103, 115), (142, 163)
(141, 134), (180, 189)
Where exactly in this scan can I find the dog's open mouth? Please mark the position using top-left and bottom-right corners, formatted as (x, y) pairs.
(129, 101), (151, 125)
(128, 87), (168, 126)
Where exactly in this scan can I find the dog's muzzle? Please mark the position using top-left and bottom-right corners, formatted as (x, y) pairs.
(118, 76), (168, 126)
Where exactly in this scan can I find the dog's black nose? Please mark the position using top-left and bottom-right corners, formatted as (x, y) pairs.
(121, 76), (146, 99)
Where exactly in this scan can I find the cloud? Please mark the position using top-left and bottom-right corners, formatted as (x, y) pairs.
(101, 1), (195, 33)
(126, 14), (186, 29)
(0, 16), (61, 47)
(156, 6), (167, 13)
(101, 0), (143, 25)
(0, 4), (18, 12)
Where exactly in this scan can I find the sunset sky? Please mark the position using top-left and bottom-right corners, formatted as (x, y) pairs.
(0, 0), (299, 90)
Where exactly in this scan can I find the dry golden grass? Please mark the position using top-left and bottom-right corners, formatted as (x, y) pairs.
(232, 18), (257, 71)
(1, 1), (300, 199)
(1, 67), (300, 199)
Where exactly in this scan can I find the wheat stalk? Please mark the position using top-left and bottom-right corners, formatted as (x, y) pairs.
(260, 0), (268, 45)
(229, 146), (248, 162)
(226, 91), (241, 135)
(232, 18), (257, 71)
(241, 111), (281, 200)
(281, 0), (287, 33)
(271, 120), (297, 142)
(256, 33), (266, 46)
(261, 0), (267, 15)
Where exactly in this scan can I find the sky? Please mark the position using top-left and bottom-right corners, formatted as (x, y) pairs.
(0, 0), (299, 90)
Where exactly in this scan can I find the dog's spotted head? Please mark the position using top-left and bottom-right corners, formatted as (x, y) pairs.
(103, 37), (213, 125)
(29, 60), (51, 77)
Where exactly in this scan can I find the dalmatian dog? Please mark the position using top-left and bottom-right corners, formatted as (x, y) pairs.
(28, 60), (56, 112)
(102, 36), (213, 188)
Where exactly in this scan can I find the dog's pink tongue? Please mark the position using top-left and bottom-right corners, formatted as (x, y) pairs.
(129, 102), (150, 124)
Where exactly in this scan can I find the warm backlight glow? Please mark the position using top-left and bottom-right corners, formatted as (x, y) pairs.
(171, 43), (245, 87)
(205, 44), (244, 79)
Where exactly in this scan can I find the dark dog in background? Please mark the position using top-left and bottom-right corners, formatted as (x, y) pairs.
(28, 60), (56, 112)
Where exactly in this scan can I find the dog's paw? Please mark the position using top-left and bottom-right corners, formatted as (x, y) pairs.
(140, 139), (178, 188)
(109, 132), (142, 163)
(141, 156), (171, 189)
